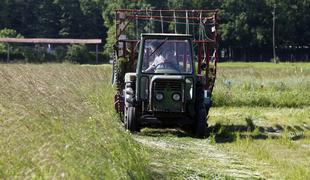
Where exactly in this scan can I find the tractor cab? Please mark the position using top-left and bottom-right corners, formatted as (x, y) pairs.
(136, 34), (195, 114)
(140, 34), (193, 75)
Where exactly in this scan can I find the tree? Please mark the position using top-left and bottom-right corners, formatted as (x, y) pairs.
(6, 0), (40, 37)
(265, 0), (310, 46)
(0, 0), (10, 29)
(79, 0), (106, 38)
(53, 0), (83, 37)
(99, 0), (151, 55)
(220, 0), (271, 48)
(36, 0), (61, 38)
(0, 28), (23, 55)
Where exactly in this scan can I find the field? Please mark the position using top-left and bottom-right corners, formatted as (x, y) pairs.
(0, 62), (309, 179)
(0, 64), (150, 179)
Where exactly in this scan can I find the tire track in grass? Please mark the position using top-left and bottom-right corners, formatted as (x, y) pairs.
(134, 131), (265, 179)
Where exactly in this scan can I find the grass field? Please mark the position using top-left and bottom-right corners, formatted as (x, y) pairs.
(0, 62), (309, 179)
(0, 64), (150, 179)
(137, 62), (310, 179)
(213, 62), (310, 107)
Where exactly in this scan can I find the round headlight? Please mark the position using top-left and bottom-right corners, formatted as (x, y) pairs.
(172, 93), (181, 101)
(155, 93), (164, 101)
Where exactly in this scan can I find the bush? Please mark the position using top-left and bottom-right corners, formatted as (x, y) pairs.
(0, 51), (24, 62)
(116, 57), (131, 84)
(0, 28), (24, 57)
(66, 44), (92, 64)
(54, 46), (67, 62)
(22, 46), (56, 63)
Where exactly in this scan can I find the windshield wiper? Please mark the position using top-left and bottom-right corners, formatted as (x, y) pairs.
(148, 38), (168, 58)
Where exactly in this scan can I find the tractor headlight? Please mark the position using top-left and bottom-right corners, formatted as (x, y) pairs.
(172, 93), (181, 101)
(155, 92), (164, 101)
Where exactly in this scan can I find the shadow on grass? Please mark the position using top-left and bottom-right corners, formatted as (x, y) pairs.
(138, 119), (309, 143)
(139, 128), (191, 138)
(208, 120), (308, 143)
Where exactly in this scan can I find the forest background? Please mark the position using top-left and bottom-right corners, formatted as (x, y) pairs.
(0, 0), (309, 63)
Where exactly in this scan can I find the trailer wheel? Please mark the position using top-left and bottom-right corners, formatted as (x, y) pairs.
(125, 107), (140, 132)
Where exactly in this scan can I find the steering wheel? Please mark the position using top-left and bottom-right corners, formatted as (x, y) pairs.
(154, 61), (180, 72)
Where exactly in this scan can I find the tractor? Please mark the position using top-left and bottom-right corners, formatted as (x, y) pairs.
(112, 9), (219, 137)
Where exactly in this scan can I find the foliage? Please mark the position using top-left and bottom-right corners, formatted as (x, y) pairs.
(0, 28), (22, 38)
(0, 0), (105, 39)
(116, 57), (131, 84)
(100, 0), (149, 56)
(54, 46), (67, 61)
(103, 23), (116, 56)
(22, 46), (56, 63)
(65, 44), (92, 63)
(220, 0), (310, 48)
(265, 0), (310, 46)
(0, 1), (310, 60)
(98, 0), (310, 56)
(0, 28), (23, 53)
(220, 0), (272, 47)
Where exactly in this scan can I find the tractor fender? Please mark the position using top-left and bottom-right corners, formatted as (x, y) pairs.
(124, 72), (136, 83)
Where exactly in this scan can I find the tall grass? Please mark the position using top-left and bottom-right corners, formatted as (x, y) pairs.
(0, 64), (150, 179)
(213, 62), (310, 107)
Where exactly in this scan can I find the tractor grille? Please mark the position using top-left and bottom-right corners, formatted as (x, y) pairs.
(154, 81), (182, 91)
(152, 80), (184, 113)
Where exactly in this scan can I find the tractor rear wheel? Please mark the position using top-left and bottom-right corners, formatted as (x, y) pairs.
(194, 83), (208, 138)
(125, 107), (140, 132)
(195, 107), (207, 138)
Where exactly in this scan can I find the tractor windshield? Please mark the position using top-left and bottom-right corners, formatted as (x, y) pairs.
(142, 39), (193, 74)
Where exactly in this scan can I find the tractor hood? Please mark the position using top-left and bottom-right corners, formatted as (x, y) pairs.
(150, 75), (184, 83)
(149, 75), (185, 99)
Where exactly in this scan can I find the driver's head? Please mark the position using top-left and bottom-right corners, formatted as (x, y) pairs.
(150, 41), (161, 54)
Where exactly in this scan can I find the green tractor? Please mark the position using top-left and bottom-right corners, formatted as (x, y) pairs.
(112, 9), (218, 137)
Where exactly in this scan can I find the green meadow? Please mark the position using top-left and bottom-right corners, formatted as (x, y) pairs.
(0, 62), (309, 179)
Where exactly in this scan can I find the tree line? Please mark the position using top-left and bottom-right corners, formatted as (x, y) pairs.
(0, 0), (309, 62)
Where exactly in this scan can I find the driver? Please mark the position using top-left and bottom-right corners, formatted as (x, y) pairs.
(144, 41), (179, 72)
(144, 41), (165, 72)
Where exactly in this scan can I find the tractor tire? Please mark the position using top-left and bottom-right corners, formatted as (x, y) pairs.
(194, 83), (208, 138)
(125, 107), (140, 132)
(195, 107), (207, 138)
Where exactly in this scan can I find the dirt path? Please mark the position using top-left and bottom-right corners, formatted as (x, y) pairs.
(134, 130), (265, 179)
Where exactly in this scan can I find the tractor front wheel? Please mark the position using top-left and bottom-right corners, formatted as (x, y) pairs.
(124, 107), (140, 132)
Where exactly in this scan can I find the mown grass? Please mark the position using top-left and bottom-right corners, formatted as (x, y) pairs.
(135, 62), (310, 179)
(213, 62), (310, 107)
(208, 62), (310, 179)
(0, 64), (150, 179)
